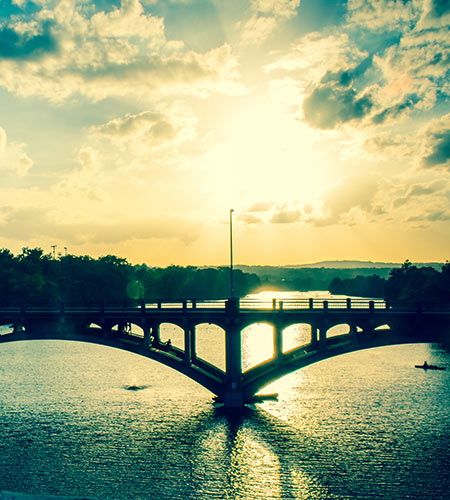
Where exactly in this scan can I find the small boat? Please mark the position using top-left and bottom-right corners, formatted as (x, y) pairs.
(415, 363), (446, 371)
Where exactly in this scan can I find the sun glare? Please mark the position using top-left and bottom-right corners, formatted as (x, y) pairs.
(199, 94), (327, 212)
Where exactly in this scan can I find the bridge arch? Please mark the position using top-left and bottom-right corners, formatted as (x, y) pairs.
(0, 330), (225, 397)
(242, 329), (446, 400)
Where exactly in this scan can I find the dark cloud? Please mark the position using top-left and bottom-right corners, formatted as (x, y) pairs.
(423, 129), (450, 169)
(0, 21), (57, 60)
(407, 210), (450, 222)
(408, 180), (446, 196)
(372, 94), (419, 124)
(303, 58), (375, 129)
(303, 84), (373, 129)
(321, 56), (373, 88)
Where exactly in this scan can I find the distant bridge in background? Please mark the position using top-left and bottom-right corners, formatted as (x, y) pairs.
(1, 297), (449, 407)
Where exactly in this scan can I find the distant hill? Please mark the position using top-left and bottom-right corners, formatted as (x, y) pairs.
(287, 260), (399, 269)
(236, 261), (444, 271)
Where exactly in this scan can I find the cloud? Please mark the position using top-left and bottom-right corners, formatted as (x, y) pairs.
(270, 209), (301, 223)
(407, 209), (450, 223)
(0, 204), (202, 245)
(371, 93), (419, 124)
(423, 130), (450, 169)
(303, 83), (373, 129)
(393, 178), (448, 207)
(420, 114), (450, 170)
(239, 0), (300, 45)
(265, 32), (355, 80)
(0, 1), (246, 101)
(250, 0), (301, 18)
(238, 213), (263, 224)
(247, 201), (274, 212)
(346, 0), (420, 32)
(0, 126), (33, 176)
(309, 175), (381, 226)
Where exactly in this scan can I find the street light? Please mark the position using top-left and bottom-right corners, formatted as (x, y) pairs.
(230, 209), (234, 298)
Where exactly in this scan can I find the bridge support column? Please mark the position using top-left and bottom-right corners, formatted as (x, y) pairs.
(309, 325), (319, 347)
(318, 324), (327, 350)
(273, 324), (283, 364)
(224, 325), (244, 408)
(184, 327), (196, 365)
(143, 323), (151, 348)
(151, 324), (161, 346)
(349, 323), (358, 341)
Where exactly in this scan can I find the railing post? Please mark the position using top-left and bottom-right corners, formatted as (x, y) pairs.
(225, 297), (240, 314)
(323, 300), (328, 310)
(369, 300), (374, 312)
(309, 298), (314, 309)
(279, 301), (283, 310)
(347, 298), (351, 310)
(192, 299), (197, 309)
(182, 300), (187, 312)
(140, 299), (145, 313)
(272, 299), (276, 310)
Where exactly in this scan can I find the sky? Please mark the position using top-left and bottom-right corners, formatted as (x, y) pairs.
(0, 0), (449, 266)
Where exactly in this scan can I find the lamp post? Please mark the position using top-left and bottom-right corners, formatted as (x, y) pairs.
(229, 209), (234, 298)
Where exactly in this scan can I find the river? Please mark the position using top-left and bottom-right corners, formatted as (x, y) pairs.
(0, 291), (449, 499)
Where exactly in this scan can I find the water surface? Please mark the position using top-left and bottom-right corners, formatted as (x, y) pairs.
(0, 292), (449, 499)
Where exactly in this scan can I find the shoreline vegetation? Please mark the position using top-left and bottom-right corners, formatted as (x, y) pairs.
(0, 248), (448, 304)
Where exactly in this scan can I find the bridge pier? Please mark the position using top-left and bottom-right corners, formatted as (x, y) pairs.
(151, 324), (161, 346)
(184, 327), (196, 365)
(273, 324), (283, 364)
(224, 298), (244, 407)
(143, 323), (151, 348)
(318, 323), (328, 350)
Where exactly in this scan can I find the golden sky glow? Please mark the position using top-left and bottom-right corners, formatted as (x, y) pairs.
(0, 0), (449, 265)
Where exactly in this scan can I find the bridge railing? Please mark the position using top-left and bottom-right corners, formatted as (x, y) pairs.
(239, 298), (387, 310)
(1, 298), (450, 314)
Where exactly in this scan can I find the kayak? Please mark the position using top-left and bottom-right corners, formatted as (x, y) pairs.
(415, 364), (446, 370)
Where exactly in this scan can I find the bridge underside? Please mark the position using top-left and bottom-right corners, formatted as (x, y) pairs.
(1, 307), (449, 408)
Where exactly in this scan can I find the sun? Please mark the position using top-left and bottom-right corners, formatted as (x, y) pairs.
(196, 91), (329, 215)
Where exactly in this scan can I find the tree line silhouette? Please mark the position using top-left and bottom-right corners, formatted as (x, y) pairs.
(0, 248), (260, 303)
(0, 248), (448, 304)
(329, 260), (450, 304)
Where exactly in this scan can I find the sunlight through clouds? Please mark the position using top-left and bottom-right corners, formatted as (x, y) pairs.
(0, 0), (448, 264)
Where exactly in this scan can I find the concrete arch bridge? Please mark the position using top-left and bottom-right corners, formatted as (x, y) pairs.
(1, 297), (449, 407)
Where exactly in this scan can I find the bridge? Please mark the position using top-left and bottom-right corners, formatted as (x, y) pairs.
(1, 297), (449, 407)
